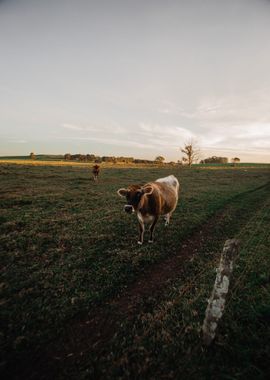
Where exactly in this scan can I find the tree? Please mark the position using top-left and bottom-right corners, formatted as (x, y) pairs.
(231, 157), (240, 167)
(86, 154), (96, 162)
(155, 156), (165, 164)
(79, 154), (86, 161)
(64, 153), (71, 160)
(29, 152), (35, 160)
(180, 139), (200, 167)
(201, 156), (228, 164)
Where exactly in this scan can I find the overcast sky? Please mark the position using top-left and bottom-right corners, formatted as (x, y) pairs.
(0, 0), (270, 162)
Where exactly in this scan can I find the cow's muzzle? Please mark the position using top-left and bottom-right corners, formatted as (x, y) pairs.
(124, 205), (134, 214)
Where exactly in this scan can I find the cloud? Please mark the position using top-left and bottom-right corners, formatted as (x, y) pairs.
(68, 136), (155, 150)
(159, 102), (196, 119)
(62, 123), (97, 131)
(156, 89), (270, 160)
(60, 121), (194, 152)
(11, 139), (28, 144)
(61, 122), (126, 134)
(209, 123), (270, 151)
(161, 87), (270, 126)
(139, 122), (195, 141)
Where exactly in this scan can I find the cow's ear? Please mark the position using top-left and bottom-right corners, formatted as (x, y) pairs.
(117, 188), (128, 197)
(142, 185), (153, 195)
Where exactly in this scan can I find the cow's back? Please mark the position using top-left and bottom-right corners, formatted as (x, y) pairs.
(142, 181), (179, 215)
(155, 174), (179, 199)
(155, 175), (179, 193)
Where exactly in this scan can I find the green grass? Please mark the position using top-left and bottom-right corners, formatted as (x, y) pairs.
(0, 163), (269, 378)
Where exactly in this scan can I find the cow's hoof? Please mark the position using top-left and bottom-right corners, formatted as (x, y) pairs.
(148, 239), (153, 243)
(138, 241), (143, 245)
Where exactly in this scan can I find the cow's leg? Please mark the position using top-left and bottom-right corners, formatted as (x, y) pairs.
(149, 217), (159, 243)
(138, 221), (145, 245)
(164, 212), (172, 226)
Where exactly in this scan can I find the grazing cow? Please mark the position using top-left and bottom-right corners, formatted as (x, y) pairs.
(117, 175), (179, 244)
(92, 164), (100, 181)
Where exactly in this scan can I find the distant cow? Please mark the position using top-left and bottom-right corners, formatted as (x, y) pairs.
(92, 164), (100, 181)
(117, 175), (179, 244)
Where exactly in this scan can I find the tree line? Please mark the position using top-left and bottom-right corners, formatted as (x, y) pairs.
(200, 156), (240, 164)
(28, 152), (169, 164)
(29, 145), (240, 166)
(64, 154), (164, 164)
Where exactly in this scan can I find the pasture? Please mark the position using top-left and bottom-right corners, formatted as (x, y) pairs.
(1, 162), (270, 379)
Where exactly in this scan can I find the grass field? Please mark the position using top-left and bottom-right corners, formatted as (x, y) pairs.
(0, 162), (269, 379)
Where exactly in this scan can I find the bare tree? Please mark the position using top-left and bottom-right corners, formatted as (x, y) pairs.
(180, 139), (200, 167)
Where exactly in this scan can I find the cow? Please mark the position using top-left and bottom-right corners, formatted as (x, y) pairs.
(92, 164), (100, 181)
(117, 175), (179, 244)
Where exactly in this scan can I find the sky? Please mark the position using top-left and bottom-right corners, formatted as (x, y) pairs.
(0, 0), (270, 162)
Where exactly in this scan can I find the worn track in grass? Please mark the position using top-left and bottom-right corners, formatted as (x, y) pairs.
(4, 182), (270, 380)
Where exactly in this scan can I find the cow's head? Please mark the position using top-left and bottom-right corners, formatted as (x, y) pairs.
(117, 184), (153, 213)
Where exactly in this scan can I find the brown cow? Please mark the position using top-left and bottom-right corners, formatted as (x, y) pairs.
(117, 175), (179, 244)
(92, 164), (100, 181)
